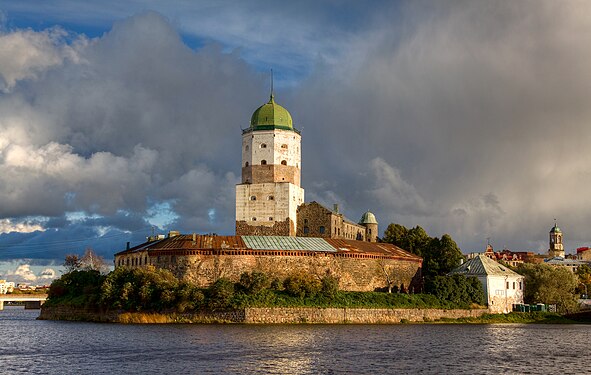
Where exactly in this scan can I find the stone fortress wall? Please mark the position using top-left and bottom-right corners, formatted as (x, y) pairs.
(118, 247), (422, 292)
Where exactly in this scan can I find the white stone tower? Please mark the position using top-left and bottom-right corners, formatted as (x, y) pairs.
(235, 92), (304, 236)
(548, 222), (565, 258)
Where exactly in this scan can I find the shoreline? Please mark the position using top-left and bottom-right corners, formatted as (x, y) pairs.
(41, 305), (557, 324)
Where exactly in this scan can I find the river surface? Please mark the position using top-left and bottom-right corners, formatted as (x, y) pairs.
(0, 306), (588, 374)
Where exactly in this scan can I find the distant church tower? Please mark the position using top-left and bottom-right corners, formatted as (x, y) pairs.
(548, 222), (565, 258)
(235, 88), (304, 236)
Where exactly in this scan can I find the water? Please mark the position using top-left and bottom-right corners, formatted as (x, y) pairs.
(0, 306), (588, 374)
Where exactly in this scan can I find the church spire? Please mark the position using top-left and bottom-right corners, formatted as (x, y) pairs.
(269, 69), (275, 102)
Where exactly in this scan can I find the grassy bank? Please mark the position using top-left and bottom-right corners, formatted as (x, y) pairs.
(429, 312), (577, 324)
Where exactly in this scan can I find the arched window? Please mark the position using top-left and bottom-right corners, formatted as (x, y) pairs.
(260, 143), (267, 148)
(269, 217), (273, 221)
(245, 145), (249, 151)
(281, 160), (287, 165)
(268, 195), (274, 200)
(252, 217), (257, 221)
(250, 196), (257, 200)
(261, 160), (267, 165)
(245, 162), (249, 167)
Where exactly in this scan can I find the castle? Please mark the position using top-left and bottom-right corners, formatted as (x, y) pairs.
(114, 90), (421, 292)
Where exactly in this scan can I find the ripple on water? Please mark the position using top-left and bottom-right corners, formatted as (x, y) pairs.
(1, 308), (590, 374)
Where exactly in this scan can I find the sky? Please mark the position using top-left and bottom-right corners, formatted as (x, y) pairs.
(1, 0), (591, 283)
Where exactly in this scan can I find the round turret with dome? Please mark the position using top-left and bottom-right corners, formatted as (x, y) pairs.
(359, 210), (379, 243)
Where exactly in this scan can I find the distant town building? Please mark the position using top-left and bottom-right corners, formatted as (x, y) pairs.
(450, 255), (524, 313)
(469, 244), (542, 266)
(544, 256), (586, 273)
(576, 247), (591, 261)
(0, 280), (15, 294)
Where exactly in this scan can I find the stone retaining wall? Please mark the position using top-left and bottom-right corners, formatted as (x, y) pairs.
(39, 305), (489, 324)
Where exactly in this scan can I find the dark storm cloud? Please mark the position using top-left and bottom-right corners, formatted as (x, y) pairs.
(292, 1), (591, 252)
(1, 1), (591, 262)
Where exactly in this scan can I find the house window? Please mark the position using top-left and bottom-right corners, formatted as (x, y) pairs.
(519, 281), (523, 290)
(303, 226), (310, 234)
(319, 226), (325, 234)
(513, 282), (516, 289)
(260, 143), (267, 148)
(261, 160), (267, 165)
(281, 160), (287, 166)
(250, 196), (257, 201)
(506, 282), (510, 289)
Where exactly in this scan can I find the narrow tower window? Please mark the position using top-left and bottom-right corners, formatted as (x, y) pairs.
(268, 196), (274, 200)
(245, 145), (249, 151)
(281, 160), (287, 165)
(261, 160), (267, 165)
(281, 144), (288, 149)
(260, 143), (267, 148)
(250, 196), (257, 201)
(245, 162), (249, 167)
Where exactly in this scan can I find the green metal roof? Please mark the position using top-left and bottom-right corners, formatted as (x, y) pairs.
(450, 255), (522, 277)
(241, 236), (336, 252)
(250, 95), (294, 130)
(550, 224), (562, 234)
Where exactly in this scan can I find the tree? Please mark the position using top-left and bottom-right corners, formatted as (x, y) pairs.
(516, 263), (579, 313)
(80, 248), (110, 274)
(63, 254), (81, 273)
(576, 264), (591, 297)
(382, 223), (464, 278)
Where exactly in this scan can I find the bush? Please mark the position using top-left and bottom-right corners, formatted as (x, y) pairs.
(320, 276), (339, 300)
(238, 272), (271, 295)
(424, 274), (485, 307)
(207, 278), (235, 309)
(283, 272), (322, 298)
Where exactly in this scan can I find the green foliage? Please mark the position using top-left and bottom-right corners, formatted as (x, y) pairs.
(382, 223), (464, 278)
(206, 278), (235, 309)
(238, 272), (271, 295)
(320, 275), (339, 300)
(516, 263), (579, 313)
(424, 274), (485, 307)
(46, 270), (105, 307)
(283, 272), (322, 299)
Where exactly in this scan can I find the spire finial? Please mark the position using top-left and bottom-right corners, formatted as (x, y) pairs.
(270, 69), (274, 101)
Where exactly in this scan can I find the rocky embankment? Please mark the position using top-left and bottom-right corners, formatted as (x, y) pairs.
(39, 305), (489, 324)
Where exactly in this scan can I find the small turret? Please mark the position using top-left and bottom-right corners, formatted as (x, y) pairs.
(359, 210), (378, 242)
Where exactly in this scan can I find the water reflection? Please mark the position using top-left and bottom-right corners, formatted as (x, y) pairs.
(2, 308), (591, 374)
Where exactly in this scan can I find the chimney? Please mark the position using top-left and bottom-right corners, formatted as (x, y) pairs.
(333, 204), (339, 214)
(192, 233), (196, 245)
(126, 242), (130, 250)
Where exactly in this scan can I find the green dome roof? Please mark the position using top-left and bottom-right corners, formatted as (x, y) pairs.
(359, 210), (378, 225)
(250, 94), (293, 130)
(550, 224), (562, 234)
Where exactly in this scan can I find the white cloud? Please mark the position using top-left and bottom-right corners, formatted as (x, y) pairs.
(0, 219), (44, 234)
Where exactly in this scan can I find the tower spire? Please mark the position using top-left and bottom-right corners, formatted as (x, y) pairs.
(270, 69), (274, 101)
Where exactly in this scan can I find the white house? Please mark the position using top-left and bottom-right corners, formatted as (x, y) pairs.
(450, 255), (524, 313)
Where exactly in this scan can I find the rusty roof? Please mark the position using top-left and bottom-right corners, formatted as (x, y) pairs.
(115, 234), (421, 262)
